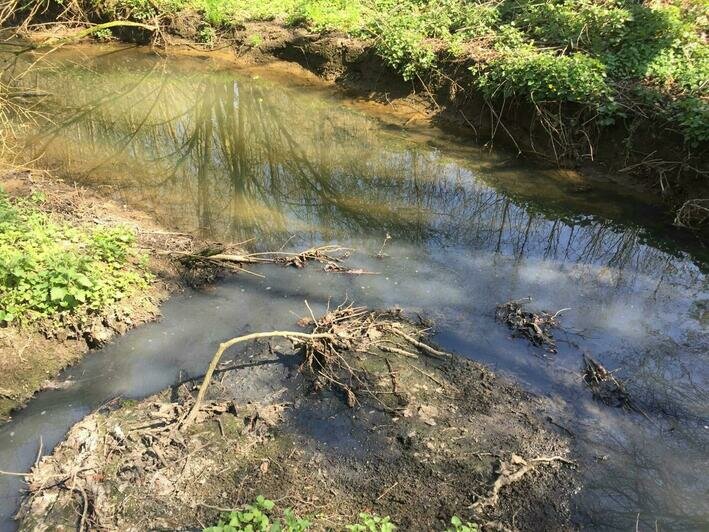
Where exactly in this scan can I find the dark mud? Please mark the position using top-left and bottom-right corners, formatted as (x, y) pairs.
(16, 316), (576, 531)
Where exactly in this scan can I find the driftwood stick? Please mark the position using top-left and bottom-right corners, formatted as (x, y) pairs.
(378, 344), (419, 359)
(386, 325), (451, 359)
(181, 331), (334, 428)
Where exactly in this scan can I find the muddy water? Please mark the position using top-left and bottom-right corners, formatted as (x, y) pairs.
(1, 45), (708, 530)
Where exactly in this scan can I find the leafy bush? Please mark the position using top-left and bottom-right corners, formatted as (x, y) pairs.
(0, 192), (149, 325)
(369, 6), (437, 81)
(513, 0), (632, 52)
(475, 45), (609, 104)
(670, 95), (709, 146)
(287, 0), (364, 32)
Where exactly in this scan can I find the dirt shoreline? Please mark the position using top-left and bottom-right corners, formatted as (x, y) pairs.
(16, 310), (578, 531)
(0, 165), (213, 422)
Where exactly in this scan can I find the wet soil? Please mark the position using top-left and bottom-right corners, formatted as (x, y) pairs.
(16, 318), (576, 531)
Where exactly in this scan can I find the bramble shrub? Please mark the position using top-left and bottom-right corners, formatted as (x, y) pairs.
(0, 191), (149, 326)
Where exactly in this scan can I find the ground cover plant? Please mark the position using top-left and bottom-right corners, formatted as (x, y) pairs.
(0, 188), (150, 326)
(203, 496), (406, 531)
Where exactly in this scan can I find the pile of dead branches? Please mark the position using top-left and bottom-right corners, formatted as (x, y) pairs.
(495, 298), (568, 353)
(183, 301), (450, 426)
(674, 198), (709, 229)
(582, 354), (631, 408)
(164, 244), (376, 278)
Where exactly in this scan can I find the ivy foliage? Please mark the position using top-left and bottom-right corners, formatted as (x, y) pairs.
(0, 190), (150, 326)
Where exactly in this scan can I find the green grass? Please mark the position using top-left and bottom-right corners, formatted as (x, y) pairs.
(85, 0), (708, 148)
(0, 189), (150, 326)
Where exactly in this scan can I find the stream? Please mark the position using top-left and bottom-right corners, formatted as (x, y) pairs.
(1, 45), (707, 531)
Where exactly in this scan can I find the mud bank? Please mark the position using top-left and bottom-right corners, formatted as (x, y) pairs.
(16, 309), (576, 530)
(0, 166), (218, 421)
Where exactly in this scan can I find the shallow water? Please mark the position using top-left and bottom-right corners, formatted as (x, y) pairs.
(1, 45), (707, 531)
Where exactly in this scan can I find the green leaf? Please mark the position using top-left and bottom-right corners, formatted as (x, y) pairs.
(75, 273), (94, 288)
(261, 499), (274, 511)
(50, 286), (67, 301)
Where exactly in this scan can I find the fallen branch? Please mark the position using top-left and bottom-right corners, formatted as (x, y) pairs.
(582, 354), (631, 409)
(27, 21), (158, 51)
(181, 331), (334, 428)
(385, 323), (451, 359)
(495, 298), (567, 352)
(164, 244), (360, 274)
(183, 302), (456, 428)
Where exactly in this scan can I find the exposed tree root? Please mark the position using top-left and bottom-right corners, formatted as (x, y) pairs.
(473, 454), (574, 513)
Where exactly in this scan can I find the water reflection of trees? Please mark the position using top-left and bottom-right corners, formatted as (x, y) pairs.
(32, 57), (705, 289)
(577, 416), (709, 531)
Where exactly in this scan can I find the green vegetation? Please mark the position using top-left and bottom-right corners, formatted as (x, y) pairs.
(79, 0), (708, 148)
(0, 189), (150, 326)
(345, 513), (396, 532)
(446, 515), (479, 532)
(203, 497), (479, 532)
(204, 496), (311, 532)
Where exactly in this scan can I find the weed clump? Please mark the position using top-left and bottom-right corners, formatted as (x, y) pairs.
(0, 189), (150, 326)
